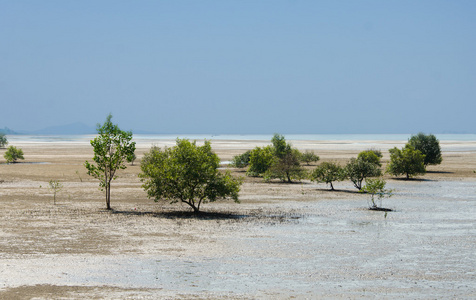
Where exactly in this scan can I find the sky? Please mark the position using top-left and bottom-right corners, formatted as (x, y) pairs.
(1, 0), (475, 134)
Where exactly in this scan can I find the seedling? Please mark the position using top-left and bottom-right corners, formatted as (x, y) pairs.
(75, 170), (83, 182)
(48, 180), (63, 205)
(361, 178), (394, 211)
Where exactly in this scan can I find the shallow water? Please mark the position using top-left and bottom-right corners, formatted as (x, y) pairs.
(2, 180), (475, 298)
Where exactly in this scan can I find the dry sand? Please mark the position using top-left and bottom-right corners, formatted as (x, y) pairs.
(0, 138), (475, 299)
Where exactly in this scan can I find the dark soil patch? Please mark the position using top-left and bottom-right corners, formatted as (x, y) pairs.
(369, 207), (393, 212)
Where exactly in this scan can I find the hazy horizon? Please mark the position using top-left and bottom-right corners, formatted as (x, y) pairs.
(1, 1), (475, 134)
(3, 120), (475, 136)
(4, 122), (476, 138)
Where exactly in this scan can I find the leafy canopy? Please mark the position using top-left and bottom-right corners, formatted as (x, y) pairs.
(267, 134), (307, 183)
(310, 161), (346, 191)
(0, 133), (7, 148)
(264, 148), (307, 183)
(357, 150), (382, 167)
(346, 156), (382, 190)
(84, 114), (136, 210)
(230, 150), (252, 168)
(271, 133), (292, 158)
(247, 146), (275, 176)
(408, 133), (442, 166)
(140, 139), (242, 213)
(387, 144), (426, 179)
(300, 150), (320, 165)
(4, 146), (24, 163)
(247, 134), (307, 183)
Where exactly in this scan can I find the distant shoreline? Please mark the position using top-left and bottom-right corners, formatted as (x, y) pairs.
(4, 134), (476, 154)
(6, 133), (476, 142)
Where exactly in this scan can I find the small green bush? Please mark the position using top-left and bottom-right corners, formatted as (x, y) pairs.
(230, 150), (252, 168)
(0, 133), (7, 148)
(346, 156), (381, 190)
(387, 144), (426, 179)
(408, 133), (442, 166)
(310, 162), (346, 190)
(264, 149), (307, 183)
(4, 146), (24, 163)
(357, 150), (382, 167)
(247, 146), (275, 176)
(300, 150), (320, 165)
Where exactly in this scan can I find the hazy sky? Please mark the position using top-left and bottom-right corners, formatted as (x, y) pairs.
(1, 1), (475, 134)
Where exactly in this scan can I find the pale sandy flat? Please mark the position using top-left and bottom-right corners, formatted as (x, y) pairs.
(0, 138), (475, 299)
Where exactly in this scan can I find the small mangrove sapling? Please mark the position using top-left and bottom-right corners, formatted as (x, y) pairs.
(48, 180), (63, 205)
(360, 178), (393, 210)
(75, 170), (83, 182)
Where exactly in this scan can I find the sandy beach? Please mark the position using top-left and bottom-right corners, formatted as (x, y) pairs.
(0, 137), (475, 299)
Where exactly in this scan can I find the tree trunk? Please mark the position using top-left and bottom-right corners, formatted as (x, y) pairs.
(330, 182), (334, 191)
(106, 181), (111, 210)
(184, 199), (200, 213)
(196, 199), (202, 213)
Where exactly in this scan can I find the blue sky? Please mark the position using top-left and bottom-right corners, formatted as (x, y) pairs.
(1, 1), (475, 134)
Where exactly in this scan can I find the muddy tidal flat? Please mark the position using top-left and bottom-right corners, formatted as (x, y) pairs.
(0, 136), (475, 299)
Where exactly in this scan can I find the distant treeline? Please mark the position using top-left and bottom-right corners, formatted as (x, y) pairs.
(0, 127), (17, 135)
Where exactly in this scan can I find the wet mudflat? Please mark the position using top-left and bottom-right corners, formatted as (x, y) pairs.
(1, 179), (475, 299)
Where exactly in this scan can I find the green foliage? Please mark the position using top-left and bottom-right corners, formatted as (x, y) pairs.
(387, 144), (426, 179)
(127, 152), (137, 166)
(361, 178), (393, 209)
(247, 134), (308, 182)
(346, 156), (382, 190)
(300, 150), (320, 165)
(84, 114), (136, 210)
(357, 150), (382, 167)
(139, 139), (242, 213)
(271, 133), (291, 158)
(247, 146), (275, 176)
(408, 132), (442, 166)
(345, 150), (383, 190)
(310, 162), (346, 190)
(0, 133), (7, 148)
(4, 146), (24, 163)
(48, 180), (63, 205)
(230, 150), (252, 168)
(264, 149), (307, 183)
(366, 148), (382, 158)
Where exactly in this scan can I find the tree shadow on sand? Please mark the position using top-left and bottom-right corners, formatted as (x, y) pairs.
(316, 188), (361, 194)
(426, 170), (454, 174)
(110, 209), (249, 220)
(369, 207), (393, 212)
(389, 177), (435, 182)
(109, 209), (304, 223)
(264, 180), (313, 185)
